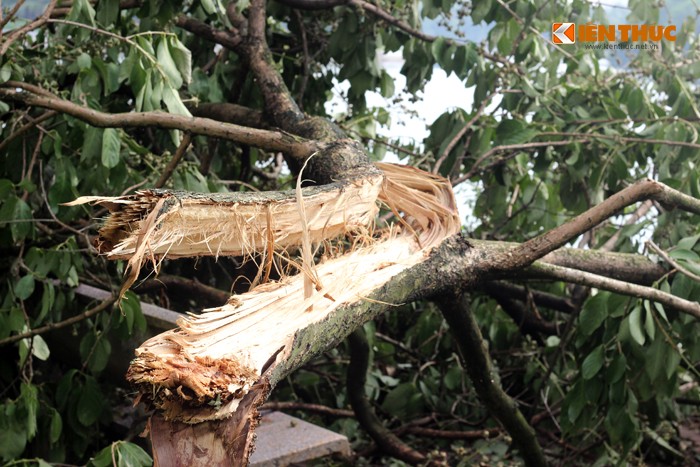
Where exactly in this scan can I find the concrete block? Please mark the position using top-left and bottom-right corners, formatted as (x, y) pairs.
(250, 411), (351, 466)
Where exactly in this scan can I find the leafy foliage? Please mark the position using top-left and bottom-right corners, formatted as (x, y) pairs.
(1, 0), (699, 465)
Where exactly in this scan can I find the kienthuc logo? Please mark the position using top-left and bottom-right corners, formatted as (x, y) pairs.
(552, 23), (676, 44)
(552, 23), (575, 44)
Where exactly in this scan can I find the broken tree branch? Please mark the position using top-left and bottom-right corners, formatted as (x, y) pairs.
(347, 328), (427, 464)
(483, 281), (577, 314)
(528, 262), (700, 319)
(494, 179), (700, 271)
(435, 293), (547, 467)
(0, 84), (318, 160)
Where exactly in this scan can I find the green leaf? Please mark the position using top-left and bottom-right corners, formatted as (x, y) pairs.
(0, 63), (11, 83)
(430, 36), (449, 67)
(56, 369), (78, 409)
(643, 301), (655, 340)
(38, 282), (56, 323)
(0, 402), (27, 460)
(472, 0), (492, 23)
(29, 335), (51, 361)
(669, 248), (700, 261)
(629, 306), (645, 346)
(201, 0), (217, 14)
(120, 291), (144, 334)
(117, 441), (153, 466)
(381, 382), (423, 419)
(443, 365), (462, 391)
(605, 353), (626, 384)
(162, 85), (192, 116)
(565, 381), (586, 422)
(96, 0), (119, 25)
(645, 335), (666, 382)
(582, 345), (605, 380)
(90, 444), (114, 467)
(579, 292), (608, 336)
(80, 331), (112, 373)
(14, 275), (36, 300)
(1, 196), (33, 242)
(169, 37), (192, 85)
(0, 178), (13, 199)
(496, 119), (537, 145)
(101, 128), (121, 168)
(20, 382), (39, 439)
(677, 233), (700, 250)
(157, 38), (183, 89)
(77, 52), (92, 71)
(379, 71), (395, 98)
(50, 408), (63, 444)
(77, 376), (103, 426)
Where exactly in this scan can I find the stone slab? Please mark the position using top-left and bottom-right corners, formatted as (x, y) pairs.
(250, 411), (351, 466)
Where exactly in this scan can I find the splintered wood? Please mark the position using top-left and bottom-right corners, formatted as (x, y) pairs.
(68, 174), (383, 296)
(75, 163), (459, 424)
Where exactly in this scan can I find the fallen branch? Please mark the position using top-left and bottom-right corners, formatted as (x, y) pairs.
(528, 262), (700, 319)
(347, 329), (426, 464)
(495, 179), (700, 271)
(401, 425), (499, 440)
(0, 84), (318, 160)
(435, 293), (547, 467)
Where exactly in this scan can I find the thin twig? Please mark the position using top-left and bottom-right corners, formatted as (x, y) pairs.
(401, 426), (498, 440)
(0, 110), (58, 153)
(647, 240), (700, 284)
(0, 296), (116, 346)
(155, 132), (192, 188)
(454, 139), (586, 186)
(433, 93), (495, 175)
(538, 131), (700, 150)
(261, 401), (354, 417)
(21, 132), (43, 201)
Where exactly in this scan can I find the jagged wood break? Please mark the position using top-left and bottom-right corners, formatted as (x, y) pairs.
(72, 161), (459, 460)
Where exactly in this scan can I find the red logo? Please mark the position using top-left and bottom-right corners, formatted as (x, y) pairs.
(552, 23), (575, 44)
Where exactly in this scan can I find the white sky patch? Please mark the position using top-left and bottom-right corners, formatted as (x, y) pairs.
(326, 51), (482, 228)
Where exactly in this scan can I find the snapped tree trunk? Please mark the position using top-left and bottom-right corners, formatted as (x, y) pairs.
(73, 155), (461, 464)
